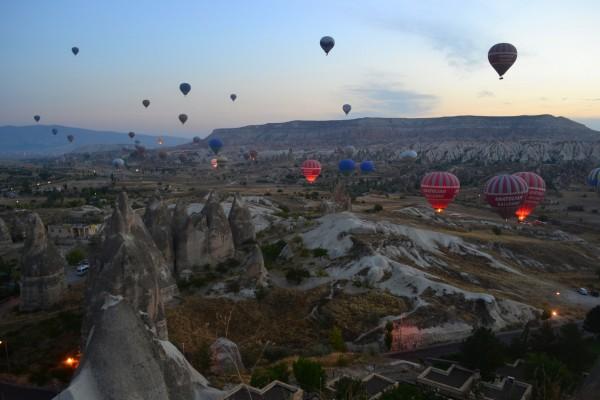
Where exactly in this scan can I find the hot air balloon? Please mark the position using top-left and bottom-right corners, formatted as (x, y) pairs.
(483, 174), (528, 219)
(249, 149), (258, 161)
(230, 94), (237, 102)
(210, 158), (219, 169)
(34, 115), (40, 123)
(400, 150), (418, 160)
(343, 145), (356, 157)
(587, 167), (600, 189)
(301, 160), (321, 183)
(488, 43), (517, 80)
(52, 128), (58, 135)
(338, 159), (356, 176)
(71, 47), (79, 56)
(208, 138), (223, 155)
(142, 99), (150, 108)
(67, 134), (74, 143)
(342, 104), (351, 115)
(193, 136), (201, 144)
(179, 83), (191, 96)
(512, 172), (546, 221)
(320, 36), (335, 55)
(135, 144), (146, 156)
(178, 114), (188, 124)
(157, 137), (164, 145)
(128, 131), (135, 139)
(360, 160), (375, 173)
(112, 158), (125, 169)
(420, 171), (460, 213)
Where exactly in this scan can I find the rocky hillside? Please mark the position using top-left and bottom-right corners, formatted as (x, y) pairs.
(208, 115), (599, 149)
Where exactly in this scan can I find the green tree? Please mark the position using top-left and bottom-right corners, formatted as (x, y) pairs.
(292, 357), (326, 393)
(384, 321), (394, 351)
(65, 248), (86, 266)
(526, 353), (575, 400)
(556, 323), (588, 373)
(460, 327), (505, 380)
(312, 247), (328, 258)
(584, 305), (600, 335)
(333, 377), (367, 400)
(530, 321), (556, 354)
(329, 326), (346, 352)
(250, 362), (289, 388)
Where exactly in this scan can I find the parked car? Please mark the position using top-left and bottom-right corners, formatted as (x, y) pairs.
(590, 290), (599, 298)
(76, 263), (90, 276)
(577, 287), (589, 296)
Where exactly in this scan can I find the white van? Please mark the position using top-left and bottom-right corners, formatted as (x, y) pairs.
(578, 287), (589, 296)
(76, 263), (90, 276)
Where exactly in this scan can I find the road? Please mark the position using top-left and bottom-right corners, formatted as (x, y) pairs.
(0, 382), (56, 400)
(576, 356), (600, 400)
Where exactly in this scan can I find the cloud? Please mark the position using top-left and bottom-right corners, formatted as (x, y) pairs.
(478, 90), (494, 98)
(349, 82), (438, 116)
(583, 98), (600, 102)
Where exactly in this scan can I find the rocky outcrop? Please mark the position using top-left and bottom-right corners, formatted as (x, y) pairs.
(144, 196), (174, 272)
(228, 193), (256, 248)
(20, 213), (65, 311)
(84, 192), (177, 341)
(202, 191), (235, 262)
(0, 217), (13, 244)
(210, 337), (245, 375)
(332, 181), (352, 212)
(241, 244), (267, 286)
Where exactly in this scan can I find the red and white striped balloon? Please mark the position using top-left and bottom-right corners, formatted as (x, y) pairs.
(420, 171), (460, 213)
(483, 174), (528, 220)
(512, 172), (545, 221)
(301, 160), (322, 184)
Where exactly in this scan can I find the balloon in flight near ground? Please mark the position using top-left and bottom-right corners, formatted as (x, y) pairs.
(230, 94), (237, 102)
(587, 167), (600, 188)
(193, 136), (201, 144)
(142, 99), (150, 108)
(157, 137), (164, 145)
(71, 47), (79, 56)
(320, 36), (335, 55)
(512, 172), (546, 221)
(52, 128), (58, 135)
(338, 159), (356, 176)
(488, 43), (517, 80)
(249, 149), (258, 161)
(210, 158), (219, 169)
(128, 131), (135, 139)
(400, 150), (418, 160)
(420, 171), (460, 213)
(178, 114), (188, 124)
(112, 158), (125, 169)
(484, 174), (528, 219)
(360, 160), (375, 173)
(179, 83), (191, 96)
(301, 159), (321, 183)
(67, 134), (74, 143)
(208, 138), (223, 155)
(34, 115), (40, 123)
(342, 104), (351, 115)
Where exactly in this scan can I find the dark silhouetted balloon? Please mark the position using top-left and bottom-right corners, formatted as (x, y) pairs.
(484, 174), (528, 219)
(178, 114), (188, 124)
(587, 167), (600, 188)
(512, 172), (545, 221)
(71, 47), (79, 55)
(157, 137), (164, 145)
(301, 160), (321, 183)
(230, 94), (237, 102)
(34, 115), (40, 123)
(52, 128), (58, 135)
(179, 83), (191, 96)
(420, 171), (460, 213)
(320, 36), (335, 55)
(343, 145), (356, 157)
(142, 99), (150, 108)
(193, 136), (201, 144)
(360, 160), (375, 173)
(488, 43), (517, 80)
(342, 104), (351, 115)
(338, 159), (356, 176)
(67, 134), (74, 143)
(128, 131), (135, 139)
(208, 138), (223, 155)
(112, 158), (125, 169)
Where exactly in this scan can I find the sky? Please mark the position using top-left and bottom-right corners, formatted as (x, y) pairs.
(1, 0), (600, 137)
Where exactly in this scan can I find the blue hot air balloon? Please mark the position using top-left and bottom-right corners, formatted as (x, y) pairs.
(179, 83), (191, 96)
(338, 159), (356, 176)
(360, 160), (375, 173)
(209, 138), (223, 155)
(71, 47), (79, 56)
(587, 167), (600, 188)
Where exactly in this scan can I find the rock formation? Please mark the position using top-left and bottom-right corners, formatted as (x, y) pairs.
(83, 192), (177, 340)
(228, 193), (256, 248)
(202, 191), (235, 263)
(0, 217), (13, 244)
(20, 213), (65, 311)
(144, 196), (174, 272)
(210, 337), (245, 375)
(320, 182), (352, 215)
(241, 244), (267, 286)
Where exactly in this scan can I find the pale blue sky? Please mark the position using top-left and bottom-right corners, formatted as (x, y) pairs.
(1, 1), (600, 137)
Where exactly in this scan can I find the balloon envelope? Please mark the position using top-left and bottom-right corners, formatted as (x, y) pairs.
(400, 150), (418, 159)
(112, 158), (125, 169)
(343, 145), (356, 157)
(128, 131), (135, 139)
(513, 172), (545, 221)
(488, 43), (517, 79)
(587, 167), (600, 188)
(67, 134), (74, 143)
(420, 172), (460, 212)
(210, 158), (219, 169)
(249, 149), (258, 161)
(320, 36), (335, 55)
(52, 128), (58, 135)
(208, 138), (223, 154)
(484, 174), (528, 219)
(338, 159), (356, 176)
(301, 159), (321, 183)
(71, 47), (79, 55)
(193, 136), (201, 144)
(179, 83), (191, 96)
(142, 99), (150, 108)
(158, 151), (167, 160)
(342, 104), (351, 115)
(360, 160), (375, 173)
(230, 94), (237, 102)
(34, 115), (40, 122)
(178, 114), (188, 124)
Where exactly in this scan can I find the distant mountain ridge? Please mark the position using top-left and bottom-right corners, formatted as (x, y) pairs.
(0, 125), (188, 157)
(208, 115), (600, 149)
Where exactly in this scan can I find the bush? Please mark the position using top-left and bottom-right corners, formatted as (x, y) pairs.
(460, 327), (505, 380)
(293, 357), (326, 392)
(286, 268), (310, 284)
(333, 377), (367, 400)
(491, 226), (502, 235)
(226, 280), (240, 293)
(65, 248), (86, 266)
(250, 362), (289, 388)
(261, 240), (287, 268)
(566, 205), (584, 212)
(312, 247), (328, 258)
(373, 204), (383, 212)
(329, 326), (346, 352)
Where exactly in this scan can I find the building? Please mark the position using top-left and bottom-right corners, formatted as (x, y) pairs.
(47, 223), (101, 240)
(327, 373), (398, 400)
(222, 381), (302, 400)
(480, 377), (532, 400)
(416, 364), (477, 400)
